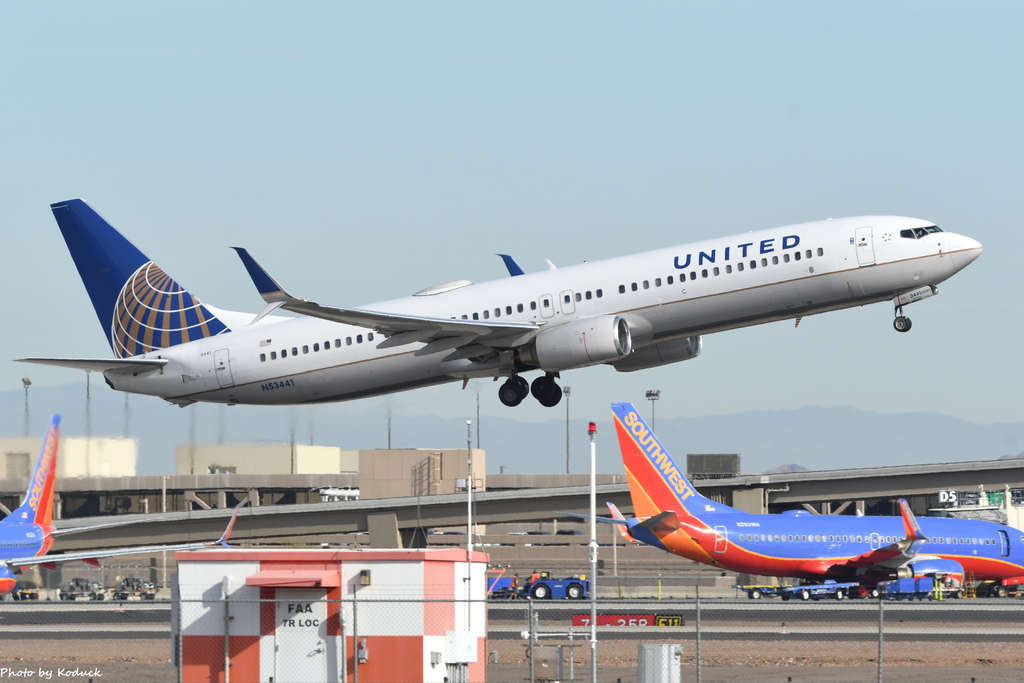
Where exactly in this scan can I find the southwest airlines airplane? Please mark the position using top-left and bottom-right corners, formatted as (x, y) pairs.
(607, 402), (1024, 592)
(0, 415), (237, 596)
(21, 199), (982, 408)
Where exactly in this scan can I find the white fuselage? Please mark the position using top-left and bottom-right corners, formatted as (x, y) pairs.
(109, 216), (981, 405)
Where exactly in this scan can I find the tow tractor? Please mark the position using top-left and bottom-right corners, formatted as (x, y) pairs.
(487, 569), (590, 600)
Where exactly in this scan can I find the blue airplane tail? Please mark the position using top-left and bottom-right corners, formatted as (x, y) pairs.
(50, 199), (231, 358)
(6, 416), (61, 527)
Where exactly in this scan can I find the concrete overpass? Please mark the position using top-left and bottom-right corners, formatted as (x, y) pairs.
(44, 457), (1024, 554)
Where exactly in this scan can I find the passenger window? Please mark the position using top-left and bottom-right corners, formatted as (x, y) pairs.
(713, 267), (720, 276)
(517, 303), (524, 312)
(817, 247), (824, 256)
(784, 253), (790, 263)
(631, 283), (638, 291)
(619, 284), (626, 294)
(355, 335), (362, 344)
(260, 353), (266, 362)
(761, 258), (768, 267)
(530, 301), (537, 310)
(575, 292), (582, 302)
(772, 256), (779, 265)
(313, 343), (320, 352)
(805, 250), (812, 259)
(654, 278), (661, 287)
(281, 349), (288, 357)
(794, 252), (802, 261)
(270, 351), (277, 360)
(701, 269), (708, 278)
(749, 261), (756, 269)
(483, 310), (490, 319)
(737, 262), (744, 271)
(596, 289), (603, 297)
(725, 265), (732, 274)
(473, 313), (479, 320)
(585, 291), (592, 300)
(667, 276), (674, 285)
(368, 333), (374, 341)
(643, 280), (649, 289)
(302, 345), (309, 354)
(346, 337), (352, 346)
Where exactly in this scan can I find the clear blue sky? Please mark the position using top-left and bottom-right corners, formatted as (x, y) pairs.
(2, 2), (1021, 435)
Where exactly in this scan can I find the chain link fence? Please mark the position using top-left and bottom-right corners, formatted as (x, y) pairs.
(1, 594), (1022, 682)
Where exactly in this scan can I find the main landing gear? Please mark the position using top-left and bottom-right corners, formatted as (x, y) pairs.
(498, 373), (563, 408)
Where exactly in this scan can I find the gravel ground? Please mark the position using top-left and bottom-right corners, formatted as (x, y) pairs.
(3, 636), (1022, 683)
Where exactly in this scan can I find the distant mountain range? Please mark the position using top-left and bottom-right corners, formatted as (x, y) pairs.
(1, 382), (1022, 477)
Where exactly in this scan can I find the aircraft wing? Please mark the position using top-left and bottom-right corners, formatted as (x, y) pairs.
(833, 499), (930, 571)
(3, 506), (241, 570)
(16, 357), (168, 374)
(232, 248), (541, 357)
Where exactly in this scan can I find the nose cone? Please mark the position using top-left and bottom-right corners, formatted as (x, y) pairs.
(948, 233), (983, 271)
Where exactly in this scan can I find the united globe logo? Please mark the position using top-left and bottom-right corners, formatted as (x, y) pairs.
(111, 262), (229, 358)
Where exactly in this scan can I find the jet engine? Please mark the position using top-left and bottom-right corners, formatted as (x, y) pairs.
(612, 336), (702, 372)
(520, 315), (631, 372)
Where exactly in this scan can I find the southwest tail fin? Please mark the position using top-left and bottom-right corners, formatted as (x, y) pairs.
(6, 416), (60, 527)
(49, 199), (231, 358)
(611, 402), (734, 519)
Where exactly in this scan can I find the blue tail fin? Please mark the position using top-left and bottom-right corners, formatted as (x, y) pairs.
(50, 199), (230, 357)
(6, 416), (60, 527)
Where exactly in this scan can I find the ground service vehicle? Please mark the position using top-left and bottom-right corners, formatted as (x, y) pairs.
(58, 577), (107, 601)
(488, 571), (589, 600)
(112, 577), (157, 601)
(736, 580), (864, 601)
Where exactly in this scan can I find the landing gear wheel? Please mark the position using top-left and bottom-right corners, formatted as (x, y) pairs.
(498, 376), (530, 407)
(893, 316), (912, 333)
(531, 375), (562, 407)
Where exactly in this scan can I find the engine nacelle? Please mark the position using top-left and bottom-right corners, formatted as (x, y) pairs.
(521, 315), (631, 372)
(612, 336), (702, 372)
(0, 566), (17, 596)
(906, 558), (964, 578)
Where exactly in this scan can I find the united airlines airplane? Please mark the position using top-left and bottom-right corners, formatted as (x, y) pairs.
(603, 402), (1024, 593)
(20, 199), (982, 408)
(0, 415), (238, 596)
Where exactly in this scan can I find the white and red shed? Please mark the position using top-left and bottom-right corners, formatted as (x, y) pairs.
(174, 547), (488, 683)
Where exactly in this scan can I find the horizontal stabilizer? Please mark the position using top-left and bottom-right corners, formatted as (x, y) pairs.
(636, 510), (681, 535)
(17, 357), (168, 374)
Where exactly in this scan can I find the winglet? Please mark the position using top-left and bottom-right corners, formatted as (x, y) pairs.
(497, 254), (526, 276)
(606, 502), (637, 542)
(232, 247), (292, 304)
(217, 504), (245, 548)
(898, 498), (927, 542)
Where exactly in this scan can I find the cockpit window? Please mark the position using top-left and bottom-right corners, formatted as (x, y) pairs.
(900, 225), (943, 239)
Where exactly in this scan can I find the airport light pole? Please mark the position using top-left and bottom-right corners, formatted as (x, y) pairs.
(645, 389), (661, 429)
(21, 377), (31, 437)
(563, 386), (571, 474)
(587, 420), (598, 683)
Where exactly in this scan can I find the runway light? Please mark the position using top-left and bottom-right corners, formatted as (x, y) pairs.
(587, 422), (597, 435)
